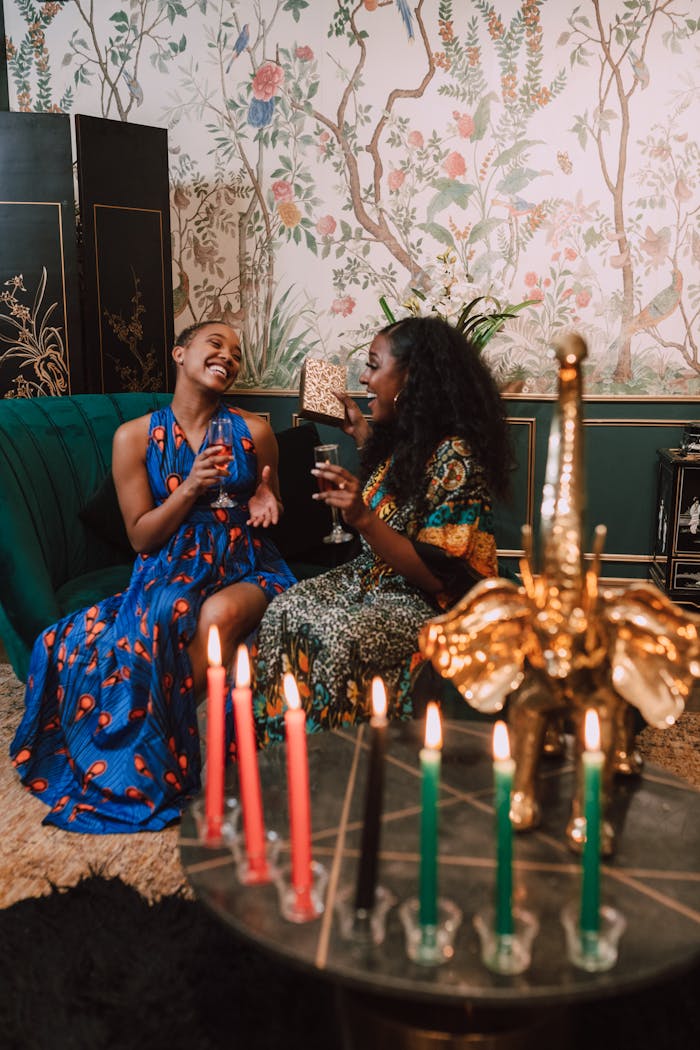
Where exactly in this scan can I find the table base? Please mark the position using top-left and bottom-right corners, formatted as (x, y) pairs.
(336, 988), (569, 1050)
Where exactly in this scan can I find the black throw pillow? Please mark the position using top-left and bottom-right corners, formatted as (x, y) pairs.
(79, 471), (133, 557)
(268, 423), (333, 559)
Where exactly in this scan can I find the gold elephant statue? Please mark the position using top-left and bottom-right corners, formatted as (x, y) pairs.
(420, 334), (700, 854)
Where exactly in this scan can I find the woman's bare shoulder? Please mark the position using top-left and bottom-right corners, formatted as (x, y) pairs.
(113, 413), (152, 453)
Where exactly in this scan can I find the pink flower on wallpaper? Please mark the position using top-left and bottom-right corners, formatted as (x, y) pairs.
(272, 180), (294, 202)
(640, 225), (670, 268)
(295, 45), (314, 61)
(453, 111), (475, 138)
(528, 286), (544, 301)
(443, 151), (466, 179)
(252, 63), (284, 101)
(565, 247), (577, 261)
(575, 289), (591, 308)
(524, 271), (538, 287)
(408, 130), (424, 148)
(316, 215), (337, 236)
(388, 169), (405, 191)
(674, 177), (692, 202)
(551, 251), (561, 261)
(331, 296), (356, 317)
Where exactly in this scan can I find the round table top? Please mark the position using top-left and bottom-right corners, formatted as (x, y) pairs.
(179, 717), (700, 1008)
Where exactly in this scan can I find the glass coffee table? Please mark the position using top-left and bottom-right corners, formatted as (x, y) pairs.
(180, 718), (700, 1048)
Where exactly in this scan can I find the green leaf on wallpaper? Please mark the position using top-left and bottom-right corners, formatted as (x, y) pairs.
(426, 179), (476, 222)
(110, 12), (129, 24)
(418, 222), (454, 247)
(471, 94), (497, 142)
(493, 141), (543, 167)
(284, 0), (310, 22)
(468, 218), (504, 244)
(470, 251), (502, 280)
(495, 168), (539, 195)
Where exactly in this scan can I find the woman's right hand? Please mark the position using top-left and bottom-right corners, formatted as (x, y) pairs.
(334, 391), (370, 448)
(183, 445), (231, 499)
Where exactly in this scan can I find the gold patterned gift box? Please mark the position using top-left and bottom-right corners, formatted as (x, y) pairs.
(298, 358), (347, 426)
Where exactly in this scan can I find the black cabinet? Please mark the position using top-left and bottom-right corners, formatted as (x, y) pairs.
(650, 449), (700, 610)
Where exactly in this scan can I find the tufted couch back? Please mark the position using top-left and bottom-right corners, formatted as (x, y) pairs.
(0, 393), (173, 680)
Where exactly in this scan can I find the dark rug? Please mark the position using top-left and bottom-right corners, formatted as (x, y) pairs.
(0, 875), (340, 1050)
(0, 875), (697, 1050)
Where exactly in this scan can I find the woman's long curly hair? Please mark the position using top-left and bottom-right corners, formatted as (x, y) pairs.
(360, 315), (513, 503)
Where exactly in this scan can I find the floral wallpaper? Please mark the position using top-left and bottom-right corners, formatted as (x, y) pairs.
(3, 0), (700, 397)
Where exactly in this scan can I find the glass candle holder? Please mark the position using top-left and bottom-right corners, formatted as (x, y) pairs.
(334, 883), (395, 946)
(473, 905), (539, 976)
(274, 860), (328, 924)
(561, 901), (626, 973)
(398, 897), (462, 966)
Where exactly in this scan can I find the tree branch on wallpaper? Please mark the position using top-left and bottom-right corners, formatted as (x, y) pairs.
(4, 0), (700, 398)
(566, 0), (698, 385)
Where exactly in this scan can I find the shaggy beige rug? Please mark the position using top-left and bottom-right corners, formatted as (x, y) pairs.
(1, 663), (698, 911)
(0, 664), (191, 909)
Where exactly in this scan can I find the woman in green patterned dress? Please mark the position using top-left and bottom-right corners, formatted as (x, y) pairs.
(252, 315), (512, 743)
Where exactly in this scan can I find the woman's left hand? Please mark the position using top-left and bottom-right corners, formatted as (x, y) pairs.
(311, 462), (369, 529)
(248, 465), (281, 527)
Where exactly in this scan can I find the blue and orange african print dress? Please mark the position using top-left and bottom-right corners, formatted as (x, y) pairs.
(10, 404), (295, 833)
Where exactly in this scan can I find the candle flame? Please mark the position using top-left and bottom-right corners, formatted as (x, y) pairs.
(207, 625), (222, 666)
(235, 644), (250, 687)
(283, 672), (301, 710)
(584, 708), (601, 751)
(493, 720), (511, 761)
(424, 702), (442, 749)
(371, 676), (387, 719)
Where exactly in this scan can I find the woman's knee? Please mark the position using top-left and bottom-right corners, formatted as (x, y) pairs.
(198, 586), (266, 645)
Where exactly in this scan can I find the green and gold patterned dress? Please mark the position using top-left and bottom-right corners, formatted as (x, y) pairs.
(251, 437), (498, 745)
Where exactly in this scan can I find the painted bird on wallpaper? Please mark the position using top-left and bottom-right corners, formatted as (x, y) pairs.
(172, 269), (190, 318)
(394, 0), (414, 40)
(628, 50), (650, 90)
(628, 268), (683, 335)
(123, 71), (143, 107)
(493, 196), (535, 220)
(226, 24), (250, 72)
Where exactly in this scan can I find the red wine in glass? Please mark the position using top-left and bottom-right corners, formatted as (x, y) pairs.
(208, 417), (235, 509)
(313, 443), (353, 543)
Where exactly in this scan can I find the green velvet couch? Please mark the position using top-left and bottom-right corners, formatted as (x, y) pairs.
(0, 393), (350, 682)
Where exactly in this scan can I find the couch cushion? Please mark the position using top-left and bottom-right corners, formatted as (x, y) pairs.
(268, 422), (334, 559)
(56, 564), (133, 617)
(79, 471), (133, 557)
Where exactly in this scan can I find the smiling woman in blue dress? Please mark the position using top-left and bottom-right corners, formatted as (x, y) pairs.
(11, 321), (295, 833)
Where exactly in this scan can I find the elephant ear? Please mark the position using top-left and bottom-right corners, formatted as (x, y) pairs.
(419, 577), (532, 714)
(603, 583), (700, 728)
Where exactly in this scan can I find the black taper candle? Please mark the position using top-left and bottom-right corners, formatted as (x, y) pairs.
(354, 678), (388, 914)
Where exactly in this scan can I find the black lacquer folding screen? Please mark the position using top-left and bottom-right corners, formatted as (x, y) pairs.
(75, 115), (174, 393)
(0, 112), (84, 398)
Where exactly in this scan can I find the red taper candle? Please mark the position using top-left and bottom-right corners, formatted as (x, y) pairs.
(232, 645), (269, 882)
(283, 673), (313, 906)
(205, 625), (226, 841)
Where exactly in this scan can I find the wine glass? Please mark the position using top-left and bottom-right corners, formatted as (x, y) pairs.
(314, 443), (353, 544)
(208, 416), (236, 509)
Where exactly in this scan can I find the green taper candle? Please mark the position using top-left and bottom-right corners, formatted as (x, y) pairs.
(419, 703), (442, 928)
(580, 709), (603, 940)
(493, 721), (515, 937)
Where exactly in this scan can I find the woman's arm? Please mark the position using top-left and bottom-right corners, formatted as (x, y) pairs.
(112, 416), (228, 554)
(311, 461), (443, 595)
(243, 413), (283, 527)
